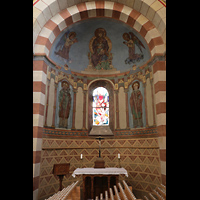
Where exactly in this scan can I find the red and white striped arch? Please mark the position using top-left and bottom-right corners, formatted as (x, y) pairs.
(33, 1), (165, 57)
(33, 60), (47, 200)
(152, 59), (166, 185)
(33, 1), (166, 199)
(33, 0), (166, 47)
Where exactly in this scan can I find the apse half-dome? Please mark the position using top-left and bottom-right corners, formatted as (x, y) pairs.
(49, 18), (151, 74)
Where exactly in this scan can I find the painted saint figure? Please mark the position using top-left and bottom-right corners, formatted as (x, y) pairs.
(58, 81), (71, 128)
(89, 28), (113, 70)
(130, 81), (143, 128)
(55, 31), (78, 63)
(123, 32), (145, 64)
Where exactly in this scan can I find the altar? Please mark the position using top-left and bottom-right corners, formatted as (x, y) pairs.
(72, 168), (128, 200)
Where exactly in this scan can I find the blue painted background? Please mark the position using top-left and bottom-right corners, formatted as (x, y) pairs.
(49, 18), (151, 73)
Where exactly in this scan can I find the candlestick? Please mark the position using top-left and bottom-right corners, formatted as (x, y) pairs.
(118, 154), (121, 168)
(80, 154), (83, 168)
(118, 153), (120, 159)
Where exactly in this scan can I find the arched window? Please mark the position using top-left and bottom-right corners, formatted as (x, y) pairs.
(92, 87), (109, 126)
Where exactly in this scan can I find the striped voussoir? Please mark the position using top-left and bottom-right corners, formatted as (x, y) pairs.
(33, 1), (165, 58)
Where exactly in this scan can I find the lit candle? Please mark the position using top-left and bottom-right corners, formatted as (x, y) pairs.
(80, 154), (83, 159)
(118, 153), (120, 159)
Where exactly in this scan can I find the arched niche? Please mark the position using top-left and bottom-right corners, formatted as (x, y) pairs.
(55, 79), (74, 129)
(128, 78), (146, 129)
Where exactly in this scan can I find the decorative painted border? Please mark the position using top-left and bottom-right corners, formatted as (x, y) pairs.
(115, 127), (157, 136)
(158, 0), (166, 7)
(33, 0), (39, 6)
(43, 127), (157, 137)
(43, 128), (88, 137)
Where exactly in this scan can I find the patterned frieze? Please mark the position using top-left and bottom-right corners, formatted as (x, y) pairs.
(42, 135), (159, 150)
(43, 127), (157, 138)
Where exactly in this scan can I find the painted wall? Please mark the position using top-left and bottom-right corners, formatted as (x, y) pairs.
(44, 73), (158, 131)
(38, 137), (161, 200)
(119, 87), (127, 129)
(44, 17), (158, 131)
(49, 18), (151, 73)
(46, 78), (55, 126)
(75, 87), (83, 129)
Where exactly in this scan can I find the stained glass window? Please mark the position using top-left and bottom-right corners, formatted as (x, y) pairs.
(93, 87), (109, 126)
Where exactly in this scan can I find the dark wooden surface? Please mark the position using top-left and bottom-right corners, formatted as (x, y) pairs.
(53, 163), (70, 191)
(83, 174), (118, 200)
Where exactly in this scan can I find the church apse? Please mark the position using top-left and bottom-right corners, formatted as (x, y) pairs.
(38, 14), (161, 200)
(33, 0), (166, 199)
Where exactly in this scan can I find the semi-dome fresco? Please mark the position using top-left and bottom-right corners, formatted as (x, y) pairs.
(49, 18), (151, 74)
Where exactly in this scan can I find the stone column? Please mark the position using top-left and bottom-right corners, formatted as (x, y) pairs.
(115, 90), (120, 129)
(51, 83), (58, 128)
(143, 81), (149, 127)
(82, 90), (87, 130)
(124, 88), (130, 129)
(44, 79), (50, 127)
(71, 88), (77, 130)
(150, 77), (156, 126)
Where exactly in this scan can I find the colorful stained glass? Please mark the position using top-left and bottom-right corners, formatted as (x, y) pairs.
(93, 87), (109, 126)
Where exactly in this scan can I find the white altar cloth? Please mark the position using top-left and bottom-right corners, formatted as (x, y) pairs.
(72, 167), (128, 178)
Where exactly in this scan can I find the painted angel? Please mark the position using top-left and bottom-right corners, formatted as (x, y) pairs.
(55, 31), (78, 63)
(122, 32), (145, 64)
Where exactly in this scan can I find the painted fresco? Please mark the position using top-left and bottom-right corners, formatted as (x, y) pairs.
(58, 81), (71, 128)
(49, 18), (151, 73)
(128, 80), (146, 128)
(55, 81), (73, 129)
(88, 28), (113, 70)
(122, 32), (145, 64)
(54, 31), (78, 63)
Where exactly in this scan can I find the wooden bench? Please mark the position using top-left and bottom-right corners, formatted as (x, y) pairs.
(45, 180), (80, 200)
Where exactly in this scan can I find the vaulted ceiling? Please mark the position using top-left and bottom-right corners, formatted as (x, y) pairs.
(33, 0), (166, 56)
(33, 0), (166, 48)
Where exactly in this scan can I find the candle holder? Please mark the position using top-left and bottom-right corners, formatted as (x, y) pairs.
(80, 154), (83, 168)
(118, 154), (121, 168)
